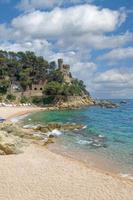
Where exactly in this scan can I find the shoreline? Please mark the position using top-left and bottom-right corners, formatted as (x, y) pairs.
(0, 106), (133, 199)
(2, 106), (133, 180)
(4, 107), (48, 121)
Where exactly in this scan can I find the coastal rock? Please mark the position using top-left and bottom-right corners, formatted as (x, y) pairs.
(0, 123), (25, 138)
(32, 136), (55, 146)
(120, 100), (127, 104)
(34, 123), (84, 133)
(94, 100), (119, 108)
(56, 95), (94, 109)
(0, 149), (6, 155)
(0, 123), (56, 155)
(43, 137), (54, 145)
(0, 131), (23, 155)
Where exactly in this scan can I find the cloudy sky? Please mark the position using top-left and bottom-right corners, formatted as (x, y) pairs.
(0, 0), (133, 99)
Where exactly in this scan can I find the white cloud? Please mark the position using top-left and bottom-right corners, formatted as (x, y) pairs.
(97, 47), (133, 60)
(0, 39), (52, 58)
(92, 69), (133, 98)
(57, 32), (133, 50)
(12, 5), (126, 39)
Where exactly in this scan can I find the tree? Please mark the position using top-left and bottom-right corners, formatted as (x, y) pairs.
(43, 81), (63, 95)
(48, 70), (64, 83)
(6, 94), (16, 102)
(0, 80), (10, 95)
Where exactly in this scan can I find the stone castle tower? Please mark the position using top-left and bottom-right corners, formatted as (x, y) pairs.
(58, 58), (72, 84)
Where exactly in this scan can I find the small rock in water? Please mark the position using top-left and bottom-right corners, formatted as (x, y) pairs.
(89, 134), (107, 149)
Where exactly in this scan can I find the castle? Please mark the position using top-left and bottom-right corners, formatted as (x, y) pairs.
(58, 58), (72, 84)
(10, 58), (72, 97)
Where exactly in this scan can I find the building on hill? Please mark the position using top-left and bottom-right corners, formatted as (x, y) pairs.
(58, 58), (72, 84)
(10, 80), (47, 97)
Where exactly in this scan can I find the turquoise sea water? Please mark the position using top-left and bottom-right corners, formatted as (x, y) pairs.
(23, 100), (133, 177)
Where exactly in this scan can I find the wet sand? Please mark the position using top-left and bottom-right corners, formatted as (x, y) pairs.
(0, 106), (133, 200)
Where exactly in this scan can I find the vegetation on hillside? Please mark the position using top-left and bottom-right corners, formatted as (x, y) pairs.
(0, 50), (49, 91)
(43, 80), (87, 96)
(0, 50), (90, 104)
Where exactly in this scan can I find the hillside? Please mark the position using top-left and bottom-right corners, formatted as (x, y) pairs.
(0, 50), (94, 107)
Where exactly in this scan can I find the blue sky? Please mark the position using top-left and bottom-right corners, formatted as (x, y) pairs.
(0, 0), (133, 98)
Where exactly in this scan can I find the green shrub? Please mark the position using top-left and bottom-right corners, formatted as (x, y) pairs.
(6, 94), (16, 102)
(31, 96), (43, 105)
(0, 96), (3, 102)
(20, 96), (29, 104)
(43, 81), (84, 97)
(0, 80), (10, 95)
(43, 81), (62, 95)
(43, 96), (55, 105)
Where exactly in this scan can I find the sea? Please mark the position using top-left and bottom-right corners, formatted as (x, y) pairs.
(22, 99), (133, 179)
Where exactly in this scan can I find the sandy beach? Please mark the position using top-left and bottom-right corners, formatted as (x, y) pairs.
(0, 106), (47, 120)
(0, 107), (133, 200)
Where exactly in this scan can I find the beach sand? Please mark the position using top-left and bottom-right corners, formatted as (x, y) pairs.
(0, 107), (133, 200)
(0, 106), (46, 120)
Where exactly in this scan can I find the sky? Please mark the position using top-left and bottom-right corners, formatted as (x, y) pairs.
(0, 0), (133, 99)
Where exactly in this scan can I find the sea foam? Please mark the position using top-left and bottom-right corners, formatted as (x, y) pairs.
(48, 129), (63, 137)
(119, 173), (133, 180)
(77, 140), (92, 145)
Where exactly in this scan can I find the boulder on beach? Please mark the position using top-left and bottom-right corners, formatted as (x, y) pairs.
(0, 131), (23, 155)
(0, 122), (56, 155)
(0, 121), (85, 155)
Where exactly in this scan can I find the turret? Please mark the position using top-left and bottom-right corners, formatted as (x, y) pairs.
(58, 58), (63, 70)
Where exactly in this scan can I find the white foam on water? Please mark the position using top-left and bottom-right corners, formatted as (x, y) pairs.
(119, 173), (133, 180)
(98, 134), (105, 138)
(82, 125), (87, 129)
(77, 140), (92, 145)
(92, 143), (102, 147)
(48, 129), (63, 137)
